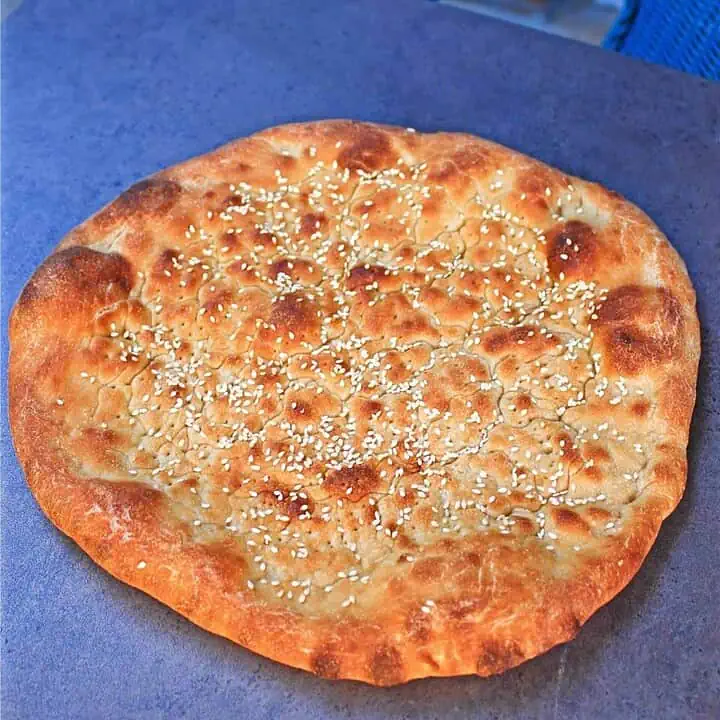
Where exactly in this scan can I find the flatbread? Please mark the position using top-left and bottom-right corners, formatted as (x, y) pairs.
(9, 121), (700, 685)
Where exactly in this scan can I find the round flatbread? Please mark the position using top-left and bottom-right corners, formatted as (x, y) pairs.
(9, 121), (699, 685)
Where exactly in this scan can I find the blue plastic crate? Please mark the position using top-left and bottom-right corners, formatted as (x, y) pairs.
(604, 0), (720, 80)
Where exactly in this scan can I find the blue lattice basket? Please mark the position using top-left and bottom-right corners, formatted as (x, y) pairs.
(604, 0), (720, 80)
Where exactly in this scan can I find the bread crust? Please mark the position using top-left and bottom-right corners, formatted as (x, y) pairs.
(9, 121), (700, 685)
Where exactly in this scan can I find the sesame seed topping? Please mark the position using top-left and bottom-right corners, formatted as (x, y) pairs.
(56, 131), (650, 614)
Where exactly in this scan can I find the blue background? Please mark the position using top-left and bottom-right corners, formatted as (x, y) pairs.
(2, 1), (719, 718)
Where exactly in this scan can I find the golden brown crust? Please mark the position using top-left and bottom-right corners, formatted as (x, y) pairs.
(9, 120), (700, 685)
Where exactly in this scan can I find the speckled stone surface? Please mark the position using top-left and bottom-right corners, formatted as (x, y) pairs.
(2, 1), (719, 718)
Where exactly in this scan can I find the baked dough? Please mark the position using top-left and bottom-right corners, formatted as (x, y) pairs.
(9, 121), (700, 684)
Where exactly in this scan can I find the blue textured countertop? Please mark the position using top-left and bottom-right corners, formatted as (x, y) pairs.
(2, 1), (719, 718)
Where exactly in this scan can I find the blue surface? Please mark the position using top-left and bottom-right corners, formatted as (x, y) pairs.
(2, 1), (720, 718)
(604, 0), (720, 81)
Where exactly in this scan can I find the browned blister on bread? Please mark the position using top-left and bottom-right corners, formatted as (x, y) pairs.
(9, 121), (700, 685)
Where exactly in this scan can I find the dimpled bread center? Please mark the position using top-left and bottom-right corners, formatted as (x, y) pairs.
(61, 132), (661, 614)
